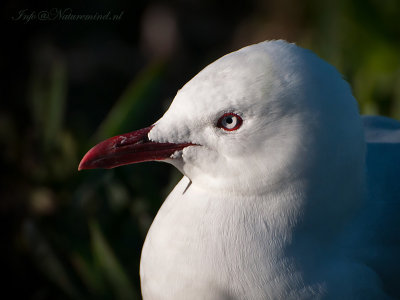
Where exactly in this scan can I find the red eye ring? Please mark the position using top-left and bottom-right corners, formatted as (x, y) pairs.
(217, 113), (243, 131)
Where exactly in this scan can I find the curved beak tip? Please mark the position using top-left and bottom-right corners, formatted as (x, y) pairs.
(77, 160), (86, 171)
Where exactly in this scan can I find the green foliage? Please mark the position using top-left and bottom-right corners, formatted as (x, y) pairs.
(89, 220), (138, 300)
(303, 0), (400, 118)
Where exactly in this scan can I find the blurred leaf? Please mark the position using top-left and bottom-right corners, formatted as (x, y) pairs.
(51, 130), (78, 180)
(70, 252), (105, 296)
(89, 220), (138, 300)
(44, 59), (67, 149)
(94, 60), (167, 142)
(23, 220), (83, 299)
(29, 51), (67, 151)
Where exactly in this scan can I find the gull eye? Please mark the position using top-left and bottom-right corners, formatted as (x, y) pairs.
(217, 113), (243, 131)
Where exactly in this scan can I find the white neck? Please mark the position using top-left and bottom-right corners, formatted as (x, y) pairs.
(140, 165), (365, 299)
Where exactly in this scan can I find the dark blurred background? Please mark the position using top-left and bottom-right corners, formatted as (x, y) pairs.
(1, 0), (399, 299)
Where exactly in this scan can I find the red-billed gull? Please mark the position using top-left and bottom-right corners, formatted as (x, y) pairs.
(79, 40), (400, 299)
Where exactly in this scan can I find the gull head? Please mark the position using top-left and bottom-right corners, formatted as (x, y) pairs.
(79, 40), (365, 199)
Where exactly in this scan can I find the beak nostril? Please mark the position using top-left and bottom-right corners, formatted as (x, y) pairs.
(116, 136), (128, 148)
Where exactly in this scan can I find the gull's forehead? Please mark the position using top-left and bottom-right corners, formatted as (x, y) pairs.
(171, 45), (280, 115)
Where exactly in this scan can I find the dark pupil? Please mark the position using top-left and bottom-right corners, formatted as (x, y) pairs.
(225, 117), (233, 124)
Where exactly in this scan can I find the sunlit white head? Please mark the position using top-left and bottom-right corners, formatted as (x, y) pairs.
(148, 40), (364, 195)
